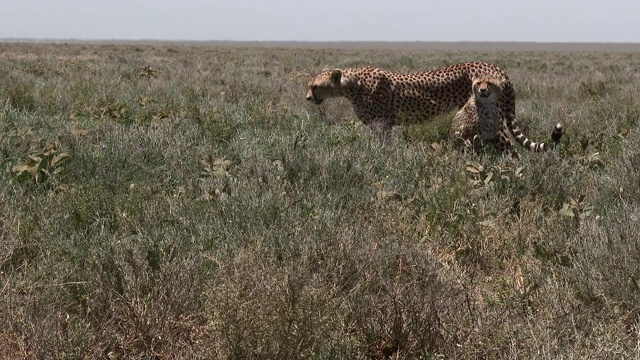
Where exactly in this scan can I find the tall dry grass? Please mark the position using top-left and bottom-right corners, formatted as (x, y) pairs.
(1, 41), (640, 359)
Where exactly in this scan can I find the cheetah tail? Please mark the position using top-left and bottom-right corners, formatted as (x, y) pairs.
(510, 123), (563, 152)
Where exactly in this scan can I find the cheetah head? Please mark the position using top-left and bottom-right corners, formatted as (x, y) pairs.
(306, 69), (356, 104)
(472, 76), (504, 102)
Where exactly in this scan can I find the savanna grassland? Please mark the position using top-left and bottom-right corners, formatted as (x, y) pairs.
(1, 41), (640, 359)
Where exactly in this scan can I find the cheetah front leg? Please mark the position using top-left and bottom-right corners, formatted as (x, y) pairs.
(487, 128), (520, 158)
(367, 117), (396, 144)
(450, 122), (480, 153)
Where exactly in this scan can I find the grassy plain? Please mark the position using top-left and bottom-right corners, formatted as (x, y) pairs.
(1, 41), (640, 359)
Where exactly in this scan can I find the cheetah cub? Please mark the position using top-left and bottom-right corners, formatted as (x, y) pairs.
(450, 75), (563, 158)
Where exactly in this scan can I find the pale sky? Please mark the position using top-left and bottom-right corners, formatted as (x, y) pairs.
(1, 0), (639, 43)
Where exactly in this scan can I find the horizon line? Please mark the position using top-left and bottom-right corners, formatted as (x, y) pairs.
(2, 38), (640, 52)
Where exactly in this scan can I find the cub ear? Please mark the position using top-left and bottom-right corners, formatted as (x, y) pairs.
(330, 69), (342, 84)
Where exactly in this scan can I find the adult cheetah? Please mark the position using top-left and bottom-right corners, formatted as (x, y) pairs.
(450, 75), (563, 158)
(306, 61), (561, 151)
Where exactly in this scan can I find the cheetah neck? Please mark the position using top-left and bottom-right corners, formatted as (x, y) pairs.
(336, 68), (366, 100)
(475, 99), (500, 118)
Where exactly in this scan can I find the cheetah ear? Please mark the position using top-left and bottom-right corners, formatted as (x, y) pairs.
(330, 69), (342, 84)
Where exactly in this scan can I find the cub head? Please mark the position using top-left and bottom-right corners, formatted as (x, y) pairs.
(306, 69), (356, 104)
(472, 75), (504, 102)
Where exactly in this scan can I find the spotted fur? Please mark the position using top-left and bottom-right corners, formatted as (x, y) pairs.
(450, 75), (563, 158)
(306, 62), (561, 148)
